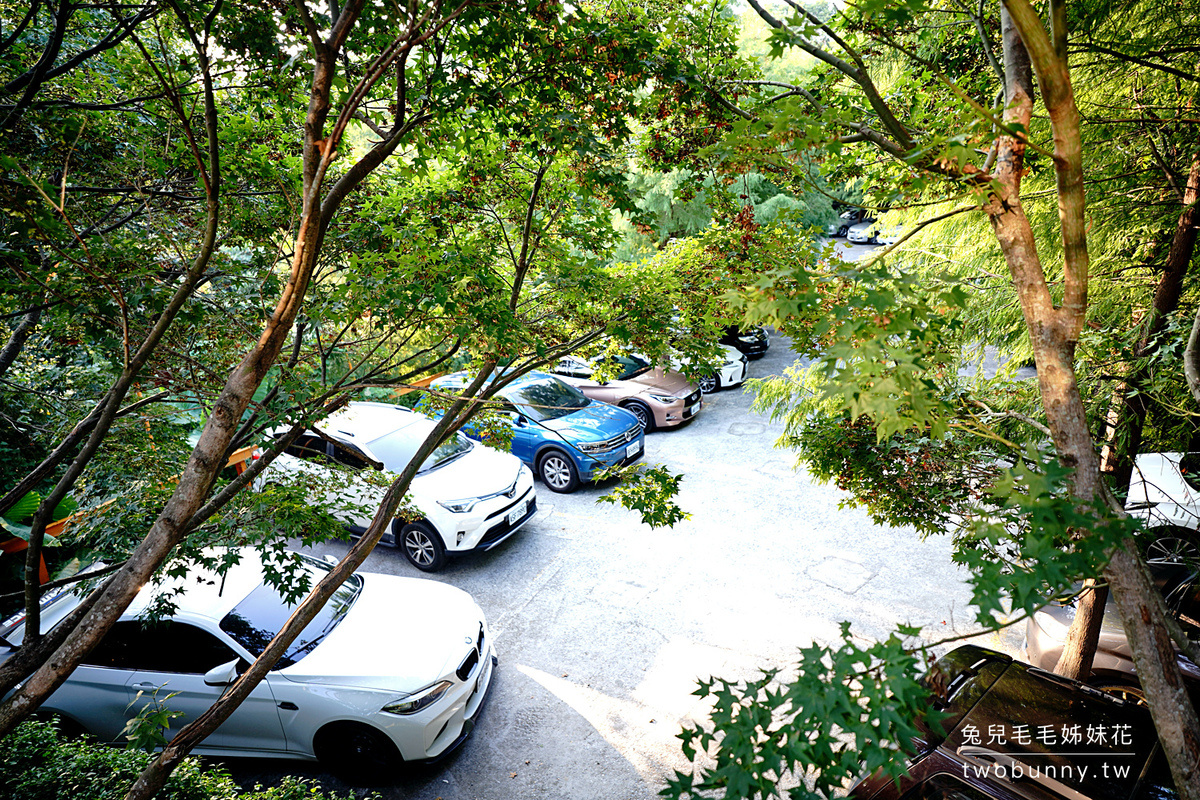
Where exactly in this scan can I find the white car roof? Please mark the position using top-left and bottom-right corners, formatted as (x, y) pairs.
(3, 548), (271, 643)
(320, 402), (423, 443)
(124, 550), (268, 621)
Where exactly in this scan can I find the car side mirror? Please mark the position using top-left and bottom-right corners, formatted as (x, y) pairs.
(514, 414), (528, 426)
(323, 554), (338, 566)
(203, 658), (240, 687)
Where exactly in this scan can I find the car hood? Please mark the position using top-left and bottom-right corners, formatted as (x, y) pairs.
(412, 443), (523, 501)
(629, 367), (694, 396)
(537, 401), (637, 439)
(279, 574), (483, 693)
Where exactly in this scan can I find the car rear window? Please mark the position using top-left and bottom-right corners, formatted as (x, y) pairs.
(219, 555), (361, 668)
(368, 424), (473, 473)
(607, 354), (651, 381)
(505, 377), (589, 421)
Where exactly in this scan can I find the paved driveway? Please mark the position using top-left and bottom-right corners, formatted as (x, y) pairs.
(237, 334), (1017, 798)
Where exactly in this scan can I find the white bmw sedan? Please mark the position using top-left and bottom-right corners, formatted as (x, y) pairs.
(0, 550), (496, 778)
(262, 402), (536, 571)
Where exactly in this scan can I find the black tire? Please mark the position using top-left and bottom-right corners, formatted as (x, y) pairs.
(314, 721), (401, 783)
(537, 449), (580, 493)
(624, 400), (654, 431)
(698, 373), (720, 394)
(399, 521), (446, 572)
(1143, 526), (1200, 566)
(837, 225), (849, 237)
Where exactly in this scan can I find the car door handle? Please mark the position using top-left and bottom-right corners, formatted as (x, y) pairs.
(132, 682), (158, 690)
(278, 701), (298, 711)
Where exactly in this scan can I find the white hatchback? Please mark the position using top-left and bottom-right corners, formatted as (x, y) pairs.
(0, 549), (496, 778)
(262, 402), (536, 571)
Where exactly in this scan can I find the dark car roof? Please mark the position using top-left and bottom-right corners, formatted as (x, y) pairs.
(919, 646), (1170, 800)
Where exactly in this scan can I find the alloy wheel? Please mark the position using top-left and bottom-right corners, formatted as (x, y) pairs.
(1146, 535), (1200, 565)
(628, 403), (650, 429)
(404, 528), (436, 566)
(542, 455), (573, 490)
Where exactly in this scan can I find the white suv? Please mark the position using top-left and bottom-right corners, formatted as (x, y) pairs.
(261, 402), (536, 571)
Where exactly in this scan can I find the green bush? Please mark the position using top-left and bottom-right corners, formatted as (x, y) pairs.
(0, 721), (360, 800)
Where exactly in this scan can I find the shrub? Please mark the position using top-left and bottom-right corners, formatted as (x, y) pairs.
(0, 721), (361, 800)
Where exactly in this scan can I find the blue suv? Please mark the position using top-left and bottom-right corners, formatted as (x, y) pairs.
(429, 371), (645, 493)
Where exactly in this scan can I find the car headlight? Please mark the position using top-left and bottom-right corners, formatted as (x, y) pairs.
(438, 497), (481, 513)
(647, 392), (677, 404)
(577, 440), (608, 454)
(382, 680), (454, 715)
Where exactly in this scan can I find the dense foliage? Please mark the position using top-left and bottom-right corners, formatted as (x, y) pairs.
(0, 721), (357, 800)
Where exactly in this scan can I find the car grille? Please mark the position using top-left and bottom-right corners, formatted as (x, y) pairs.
(592, 427), (639, 453)
(456, 623), (487, 682)
(484, 487), (533, 522)
(457, 648), (479, 681)
(684, 390), (701, 406)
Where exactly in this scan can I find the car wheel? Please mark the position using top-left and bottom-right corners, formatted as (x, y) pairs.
(314, 722), (401, 783)
(698, 373), (720, 394)
(1093, 680), (1147, 707)
(399, 521), (447, 572)
(538, 449), (580, 493)
(1144, 526), (1200, 565)
(624, 400), (654, 431)
(837, 225), (849, 237)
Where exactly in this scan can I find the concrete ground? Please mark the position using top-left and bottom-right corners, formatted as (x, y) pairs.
(230, 330), (1023, 799)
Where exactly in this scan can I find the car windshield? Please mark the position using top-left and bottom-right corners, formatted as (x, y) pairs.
(506, 376), (589, 421)
(367, 422), (474, 473)
(220, 554), (361, 669)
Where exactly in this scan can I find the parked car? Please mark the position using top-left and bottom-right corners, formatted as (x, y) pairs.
(429, 371), (644, 494)
(719, 325), (770, 359)
(874, 222), (904, 246)
(847, 219), (880, 243)
(550, 352), (702, 430)
(1127, 452), (1200, 562)
(0, 549), (497, 779)
(851, 645), (1174, 800)
(672, 344), (748, 394)
(827, 208), (869, 237)
(1025, 561), (1200, 700)
(261, 402), (535, 572)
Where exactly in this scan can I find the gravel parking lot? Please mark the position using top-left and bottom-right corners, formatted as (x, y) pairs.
(230, 329), (1023, 799)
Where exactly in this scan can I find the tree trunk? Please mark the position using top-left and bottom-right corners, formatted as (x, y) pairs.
(1052, 580), (1107, 678)
(1105, 544), (1200, 792)
(0, 0), (463, 741)
(0, 303), (41, 380)
(0, 7), (332, 732)
(997, 2), (1200, 795)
